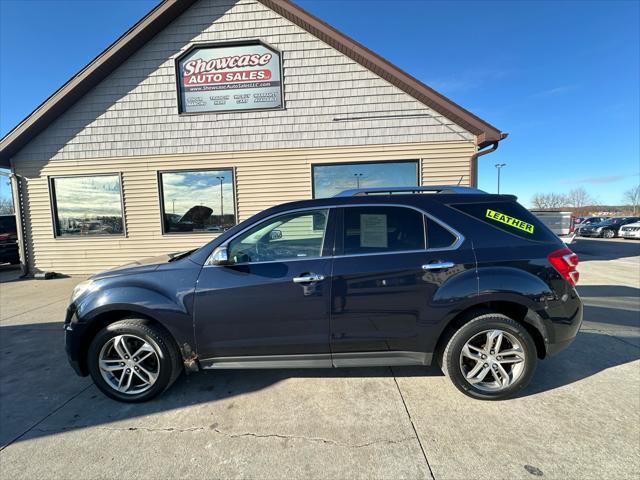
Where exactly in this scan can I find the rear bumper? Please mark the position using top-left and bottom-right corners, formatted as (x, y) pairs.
(543, 291), (584, 357)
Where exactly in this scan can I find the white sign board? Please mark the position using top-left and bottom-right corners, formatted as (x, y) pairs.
(177, 43), (283, 113)
(360, 214), (388, 248)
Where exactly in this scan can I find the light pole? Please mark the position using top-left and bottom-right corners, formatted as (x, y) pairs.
(215, 176), (225, 223)
(354, 173), (363, 188)
(171, 199), (175, 214)
(495, 163), (506, 194)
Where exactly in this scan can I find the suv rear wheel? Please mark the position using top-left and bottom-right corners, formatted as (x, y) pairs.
(87, 319), (182, 402)
(441, 312), (537, 400)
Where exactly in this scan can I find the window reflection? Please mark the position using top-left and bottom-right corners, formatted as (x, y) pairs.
(313, 161), (418, 198)
(160, 170), (236, 233)
(52, 175), (124, 237)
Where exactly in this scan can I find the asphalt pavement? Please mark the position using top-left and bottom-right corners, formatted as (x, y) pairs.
(0, 237), (638, 479)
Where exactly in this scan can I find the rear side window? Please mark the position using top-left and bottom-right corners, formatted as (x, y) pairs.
(427, 219), (457, 249)
(342, 206), (425, 255)
(451, 201), (556, 242)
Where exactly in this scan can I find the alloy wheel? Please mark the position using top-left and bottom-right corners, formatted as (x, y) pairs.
(98, 334), (160, 394)
(459, 329), (526, 392)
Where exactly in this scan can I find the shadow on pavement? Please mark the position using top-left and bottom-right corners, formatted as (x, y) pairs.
(1, 315), (638, 449)
(0, 264), (22, 283)
(571, 238), (640, 260)
(578, 285), (639, 298)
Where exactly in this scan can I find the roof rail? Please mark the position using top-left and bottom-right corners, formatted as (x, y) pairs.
(333, 186), (487, 197)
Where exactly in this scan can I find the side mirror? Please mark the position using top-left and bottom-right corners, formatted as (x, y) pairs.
(269, 229), (283, 241)
(207, 245), (232, 265)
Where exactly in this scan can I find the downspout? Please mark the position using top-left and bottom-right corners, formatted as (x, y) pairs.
(469, 133), (509, 187)
(7, 171), (29, 277)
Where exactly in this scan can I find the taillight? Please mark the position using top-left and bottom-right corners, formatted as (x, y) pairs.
(547, 247), (579, 286)
(0, 234), (9, 241)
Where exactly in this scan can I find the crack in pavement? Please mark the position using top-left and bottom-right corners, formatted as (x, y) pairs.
(29, 424), (415, 449)
(390, 367), (436, 480)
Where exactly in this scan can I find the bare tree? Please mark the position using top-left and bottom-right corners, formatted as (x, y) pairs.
(566, 187), (594, 208)
(623, 185), (640, 214)
(0, 197), (13, 215)
(531, 193), (547, 209)
(532, 192), (568, 209)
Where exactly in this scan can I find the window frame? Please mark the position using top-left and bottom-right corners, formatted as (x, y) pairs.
(310, 160), (420, 199)
(157, 167), (238, 235)
(48, 172), (127, 239)
(205, 203), (463, 266)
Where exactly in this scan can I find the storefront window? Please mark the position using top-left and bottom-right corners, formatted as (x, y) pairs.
(312, 161), (419, 198)
(159, 169), (236, 234)
(51, 175), (124, 237)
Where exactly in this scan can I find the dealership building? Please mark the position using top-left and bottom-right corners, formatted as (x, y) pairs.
(0, 0), (506, 275)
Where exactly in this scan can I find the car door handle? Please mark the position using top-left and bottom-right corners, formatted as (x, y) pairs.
(292, 274), (325, 283)
(422, 262), (455, 271)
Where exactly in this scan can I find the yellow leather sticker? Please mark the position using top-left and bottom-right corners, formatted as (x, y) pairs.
(486, 209), (535, 234)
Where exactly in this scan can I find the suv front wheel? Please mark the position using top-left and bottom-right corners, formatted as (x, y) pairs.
(441, 312), (537, 400)
(87, 319), (182, 402)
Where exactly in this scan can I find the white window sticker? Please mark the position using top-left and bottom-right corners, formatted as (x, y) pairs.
(360, 214), (388, 248)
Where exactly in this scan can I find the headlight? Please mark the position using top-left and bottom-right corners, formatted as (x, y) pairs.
(595, 227), (603, 232)
(70, 280), (98, 303)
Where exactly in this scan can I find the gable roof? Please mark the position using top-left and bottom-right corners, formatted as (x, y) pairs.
(0, 0), (505, 166)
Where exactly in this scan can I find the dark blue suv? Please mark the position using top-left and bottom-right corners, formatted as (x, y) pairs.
(65, 186), (583, 402)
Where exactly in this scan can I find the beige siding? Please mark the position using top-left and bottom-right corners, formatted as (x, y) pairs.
(15, 141), (474, 275)
(11, 0), (472, 165)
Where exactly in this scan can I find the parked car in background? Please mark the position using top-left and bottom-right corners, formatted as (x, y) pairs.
(529, 210), (575, 243)
(575, 216), (606, 235)
(65, 186), (583, 403)
(0, 215), (20, 265)
(578, 217), (640, 238)
(620, 221), (640, 240)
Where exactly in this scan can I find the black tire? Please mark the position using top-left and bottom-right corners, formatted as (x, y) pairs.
(441, 312), (537, 400)
(87, 318), (182, 402)
(603, 229), (615, 239)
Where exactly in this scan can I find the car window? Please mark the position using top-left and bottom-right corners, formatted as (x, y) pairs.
(451, 201), (557, 242)
(228, 209), (329, 263)
(427, 218), (457, 249)
(342, 206), (425, 255)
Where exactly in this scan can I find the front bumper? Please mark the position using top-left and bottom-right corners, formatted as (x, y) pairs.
(620, 230), (640, 239)
(577, 229), (600, 237)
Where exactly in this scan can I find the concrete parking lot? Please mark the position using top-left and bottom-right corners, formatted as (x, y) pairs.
(0, 238), (638, 479)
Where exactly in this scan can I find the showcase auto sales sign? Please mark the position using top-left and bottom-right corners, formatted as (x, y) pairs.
(177, 43), (282, 113)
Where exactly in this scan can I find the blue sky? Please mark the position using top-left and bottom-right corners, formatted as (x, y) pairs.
(1, 0), (638, 207)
